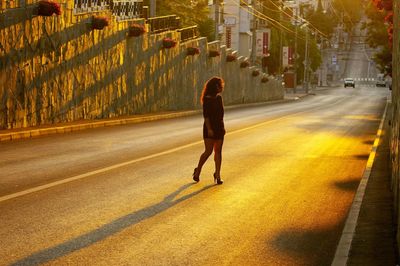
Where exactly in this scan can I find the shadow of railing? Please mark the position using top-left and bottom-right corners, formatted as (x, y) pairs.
(95, 45), (192, 118)
(0, 17), (92, 72)
(23, 29), (127, 95)
(11, 182), (214, 266)
(0, 4), (37, 30)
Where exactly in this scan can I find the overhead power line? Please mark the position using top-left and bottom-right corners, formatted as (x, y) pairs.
(235, 0), (307, 41)
(262, 0), (329, 40)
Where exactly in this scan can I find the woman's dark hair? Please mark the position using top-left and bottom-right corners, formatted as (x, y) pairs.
(200, 76), (225, 104)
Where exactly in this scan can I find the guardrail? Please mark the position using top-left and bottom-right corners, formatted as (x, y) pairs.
(110, 0), (143, 21)
(74, 0), (144, 20)
(147, 15), (180, 33)
(178, 25), (198, 42)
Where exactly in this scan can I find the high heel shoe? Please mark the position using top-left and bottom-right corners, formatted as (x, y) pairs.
(193, 168), (200, 182)
(213, 173), (223, 185)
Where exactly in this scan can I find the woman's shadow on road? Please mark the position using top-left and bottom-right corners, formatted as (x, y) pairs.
(12, 182), (213, 266)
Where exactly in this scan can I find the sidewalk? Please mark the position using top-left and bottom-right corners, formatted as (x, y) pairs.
(333, 103), (399, 265)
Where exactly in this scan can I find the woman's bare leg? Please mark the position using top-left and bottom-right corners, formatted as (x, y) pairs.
(213, 139), (224, 178)
(195, 138), (214, 177)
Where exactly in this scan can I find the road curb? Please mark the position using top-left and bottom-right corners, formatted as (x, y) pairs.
(0, 110), (202, 142)
(0, 98), (295, 142)
(331, 101), (389, 266)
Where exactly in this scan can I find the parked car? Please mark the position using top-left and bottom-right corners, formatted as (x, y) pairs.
(386, 75), (392, 90)
(344, 78), (355, 88)
(376, 74), (386, 87)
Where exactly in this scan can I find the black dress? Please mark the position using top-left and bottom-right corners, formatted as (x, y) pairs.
(203, 95), (225, 140)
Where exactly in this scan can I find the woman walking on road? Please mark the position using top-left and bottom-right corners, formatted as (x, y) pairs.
(193, 76), (225, 185)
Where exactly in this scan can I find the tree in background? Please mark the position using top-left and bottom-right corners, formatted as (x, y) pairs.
(259, 0), (284, 75)
(306, 0), (337, 39)
(156, 0), (215, 41)
(363, 0), (393, 75)
(257, 0), (322, 80)
(331, 0), (363, 33)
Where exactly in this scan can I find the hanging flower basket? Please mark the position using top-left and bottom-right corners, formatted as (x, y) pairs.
(92, 16), (109, 30)
(385, 12), (393, 24)
(381, 0), (393, 11)
(261, 76), (269, 83)
(226, 54), (237, 62)
(128, 24), (146, 37)
(38, 0), (61, 16)
(373, 0), (393, 11)
(187, 47), (200, 56)
(209, 50), (220, 58)
(240, 61), (250, 68)
(252, 70), (260, 77)
(162, 38), (177, 49)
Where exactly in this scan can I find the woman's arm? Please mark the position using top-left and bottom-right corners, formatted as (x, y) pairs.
(203, 98), (214, 136)
(205, 118), (214, 137)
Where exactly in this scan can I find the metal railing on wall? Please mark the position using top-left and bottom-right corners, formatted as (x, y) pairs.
(110, 0), (143, 21)
(73, 0), (110, 14)
(74, 0), (143, 20)
(147, 15), (180, 33)
(178, 25), (198, 43)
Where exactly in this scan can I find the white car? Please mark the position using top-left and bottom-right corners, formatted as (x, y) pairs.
(344, 78), (355, 88)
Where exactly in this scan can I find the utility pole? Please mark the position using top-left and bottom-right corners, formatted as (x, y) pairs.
(251, 3), (258, 64)
(215, 0), (220, 41)
(149, 0), (156, 17)
(303, 25), (309, 93)
(294, 8), (298, 93)
(279, 0), (283, 75)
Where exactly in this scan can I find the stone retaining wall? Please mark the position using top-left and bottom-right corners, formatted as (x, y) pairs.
(0, 0), (284, 129)
(391, 0), (400, 249)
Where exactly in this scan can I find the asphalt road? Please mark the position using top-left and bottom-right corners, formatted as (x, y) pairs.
(0, 82), (389, 265)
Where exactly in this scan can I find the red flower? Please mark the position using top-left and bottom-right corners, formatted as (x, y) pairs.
(385, 11), (393, 24)
(128, 24), (146, 37)
(92, 16), (109, 30)
(372, 0), (393, 11)
(38, 0), (61, 16)
(226, 54), (237, 62)
(240, 61), (250, 68)
(382, 0), (393, 11)
(208, 50), (220, 57)
(187, 47), (200, 56)
(252, 70), (260, 77)
(162, 38), (177, 49)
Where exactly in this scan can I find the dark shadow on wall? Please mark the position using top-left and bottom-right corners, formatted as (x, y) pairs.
(0, 17), (92, 72)
(56, 38), (189, 120)
(2, 28), (191, 125)
(17, 30), (129, 123)
(11, 183), (214, 266)
(0, 4), (37, 30)
(25, 29), (128, 94)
